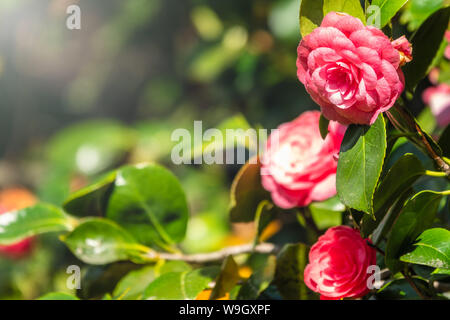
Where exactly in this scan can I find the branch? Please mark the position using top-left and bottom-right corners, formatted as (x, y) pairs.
(386, 104), (450, 178)
(146, 243), (280, 264)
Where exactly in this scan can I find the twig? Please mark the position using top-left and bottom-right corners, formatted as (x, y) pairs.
(146, 243), (280, 263)
(367, 241), (385, 256)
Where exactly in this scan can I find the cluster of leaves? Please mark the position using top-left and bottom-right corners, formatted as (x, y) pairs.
(0, 0), (449, 301)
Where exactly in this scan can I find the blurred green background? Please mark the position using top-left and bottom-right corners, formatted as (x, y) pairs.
(0, 0), (313, 299)
(0, 0), (444, 299)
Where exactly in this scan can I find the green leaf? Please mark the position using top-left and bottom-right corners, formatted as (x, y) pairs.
(299, 0), (324, 38)
(336, 115), (387, 214)
(63, 171), (116, 217)
(274, 243), (309, 300)
(432, 268), (450, 276)
(400, 228), (450, 269)
(371, 189), (414, 245)
(143, 266), (220, 300)
(319, 114), (330, 140)
(210, 256), (240, 300)
(417, 107), (437, 134)
(385, 191), (443, 273)
(61, 218), (152, 265)
(237, 256), (276, 299)
(323, 0), (366, 24)
(113, 265), (158, 300)
(0, 203), (73, 244)
(230, 158), (270, 223)
(113, 261), (192, 300)
(46, 120), (136, 175)
(439, 125), (450, 158)
(370, 0), (410, 28)
(37, 292), (79, 300)
(106, 163), (189, 248)
(361, 153), (425, 237)
(309, 196), (344, 230)
(403, 7), (450, 92)
(299, 0), (365, 38)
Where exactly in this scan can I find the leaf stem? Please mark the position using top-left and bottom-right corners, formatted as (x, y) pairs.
(425, 170), (448, 177)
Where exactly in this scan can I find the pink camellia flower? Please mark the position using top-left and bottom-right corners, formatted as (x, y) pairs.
(260, 111), (346, 209)
(297, 12), (409, 125)
(304, 226), (377, 300)
(422, 83), (450, 127)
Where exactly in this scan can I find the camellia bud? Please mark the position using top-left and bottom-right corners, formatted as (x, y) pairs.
(392, 35), (413, 67)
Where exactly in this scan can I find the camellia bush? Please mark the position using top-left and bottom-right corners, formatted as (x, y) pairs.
(0, 0), (449, 300)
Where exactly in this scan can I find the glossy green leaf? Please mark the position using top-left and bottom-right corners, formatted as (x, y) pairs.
(62, 218), (152, 265)
(230, 158), (270, 223)
(106, 163), (188, 248)
(370, 0), (410, 28)
(400, 228), (450, 269)
(0, 203), (74, 244)
(309, 196), (344, 230)
(37, 292), (80, 300)
(323, 0), (366, 24)
(336, 115), (387, 214)
(371, 189), (414, 245)
(113, 265), (157, 300)
(46, 120), (136, 175)
(319, 114), (330, 140)
(210, 256), (240, 300)
(254, 200), (277, 245)
(299, 0), (324, 38)
(417, 107), (437, 134)
(361, 154), (424, 237)
(403, 7), (450, 92)
(143, 266), (220, 300)
(113, 261), (192, 300)
(63, 171), (116, 217)
(237, 256), (276, 300)
(432, 268), (450, 276)
(385, 191), (443, 273)
(274, 243), (309, 300)
(299, 0), (365, 38)
(78, 263), (141, 300)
